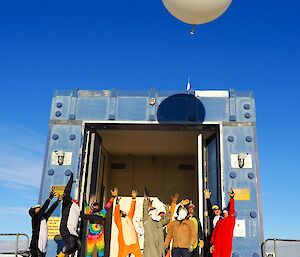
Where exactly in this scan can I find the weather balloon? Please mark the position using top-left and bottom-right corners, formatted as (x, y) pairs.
(162, 0), (232, 25)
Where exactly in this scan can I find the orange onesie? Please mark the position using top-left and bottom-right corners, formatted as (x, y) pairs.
(114, 200), (142, 257)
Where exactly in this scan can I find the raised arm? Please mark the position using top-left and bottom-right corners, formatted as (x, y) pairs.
(160, 204), (170, 227)
(40, 191), (55, 215)
(62, 173), (74, 205)
(45, 199), (60, 220)
(143, 198), (150, 222)
(114, 198), (122, 230)
(128, 190), (138, 219)
(170, 193), (179, 216)
(83, 192), (93, 214)
(204, 189), (214, 219)
(98, 187), (118, 218)
(64, 173), (73, 197)
(84, 199), (91, 214)
(228, 189), (235, 216)
(40, 199), (51, 215)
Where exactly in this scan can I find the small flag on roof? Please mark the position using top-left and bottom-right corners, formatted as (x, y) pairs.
(186, 77), (192, 92)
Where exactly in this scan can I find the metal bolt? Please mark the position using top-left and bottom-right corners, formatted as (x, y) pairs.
(228, 136), (235, 142)
(250, 211), (257, 218)
(52, 134), (59, 140)
(244, 112), (251, 119)
(246, 136), (253, 142)
(229, 172), (237, 179)
(48, 169), (55, 176)
(55, 111), (62, 117)
(69, 134), (76, 140)
(244, 103), (251, 110)
(248, 172), (255, 179)
(56, 102), (63, 108)
(65, 170), (72, 176)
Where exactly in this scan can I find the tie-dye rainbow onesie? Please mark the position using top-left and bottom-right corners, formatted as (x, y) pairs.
(84, 197), (114, 257)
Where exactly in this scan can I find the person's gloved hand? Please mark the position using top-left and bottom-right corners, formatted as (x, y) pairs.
(49, 190), (55, 200)
(58, 193), (64, 201)
(181, 199), (190, 206)
(132, 190), (138, 199)
(229, 188), (235, 199)
(111, 187), (118, 198)
(148, 200), (153, 209)
(204, 189), (211, 199)
(188, 245), (194, 253)
(198, 240), (204, 248)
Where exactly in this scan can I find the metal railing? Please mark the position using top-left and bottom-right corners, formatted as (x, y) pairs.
(0, 233), (30, 256)
(262, 238), (300, 257)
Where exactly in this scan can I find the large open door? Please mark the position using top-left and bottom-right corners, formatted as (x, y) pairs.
(197, 134), (204, 233)
(77, 127), (104, 257)
(76, 124), (219, 257)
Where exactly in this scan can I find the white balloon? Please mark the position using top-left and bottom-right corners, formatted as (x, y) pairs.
(162, 0), (232, 25)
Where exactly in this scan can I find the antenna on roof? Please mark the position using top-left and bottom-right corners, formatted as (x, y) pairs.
(186, 77), (192, 93)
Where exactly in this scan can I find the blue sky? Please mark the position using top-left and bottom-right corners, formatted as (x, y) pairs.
(0, 0), (299, 240)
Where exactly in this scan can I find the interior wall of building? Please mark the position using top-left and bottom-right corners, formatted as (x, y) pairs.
(106, 155), (198, 204)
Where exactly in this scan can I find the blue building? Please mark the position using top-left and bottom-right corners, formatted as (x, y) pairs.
(39, 89), (263, 257)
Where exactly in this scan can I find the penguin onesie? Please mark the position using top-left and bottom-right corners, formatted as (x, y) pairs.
(114, 194), (142, 257)
(58, 172), (81, 257)
(29, 192), (60, 257)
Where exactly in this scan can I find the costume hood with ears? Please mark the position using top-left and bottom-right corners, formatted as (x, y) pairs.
(222, 208), (229, 215)
(29, 205), (42, 217)
(176, 206), (188, 221)
(90, 202), (100, 213)
(148, 208), (162, 222)
(188, 201), (195, 210)
(154, 200), (166, 215)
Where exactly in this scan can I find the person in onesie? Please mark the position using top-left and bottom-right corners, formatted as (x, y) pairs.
(81, 188), (118, 257)
(210, 189), (235, 257)
(57, 172), (81, 257)
(29, 190), (61, 257)
(114, 190), (142, 257)
(166, 194), (190, 257)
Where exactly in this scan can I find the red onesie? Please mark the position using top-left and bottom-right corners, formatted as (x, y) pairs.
(210, 198), (235, 257)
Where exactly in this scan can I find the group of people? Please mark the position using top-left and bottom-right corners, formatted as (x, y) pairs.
(29, 172), (236, 257)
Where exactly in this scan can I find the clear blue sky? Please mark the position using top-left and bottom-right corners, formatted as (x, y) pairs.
(0, 0), (299, 239)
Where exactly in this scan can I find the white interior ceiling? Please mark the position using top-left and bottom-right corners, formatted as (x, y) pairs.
(98, 130), (201, 156)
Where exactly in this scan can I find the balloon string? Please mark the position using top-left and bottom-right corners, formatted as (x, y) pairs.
(187, 25), (196, 92)
(190, 25), (196, 35)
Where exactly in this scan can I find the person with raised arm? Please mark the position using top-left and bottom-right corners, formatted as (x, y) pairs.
(57, 172), (81, 257)
(210, 189), (236, 257)
(114, 190), (142, 257)
(81, 188), (118, 257)
(29, 190), (61, 257)
(143, 188), (170, 257)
